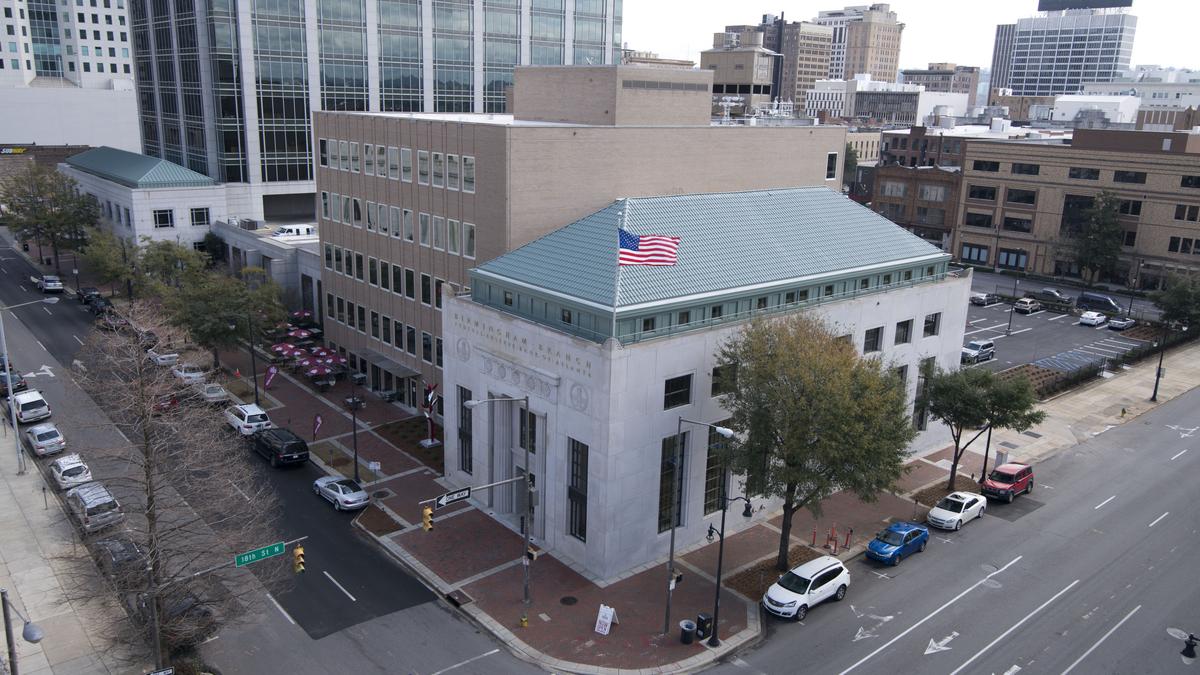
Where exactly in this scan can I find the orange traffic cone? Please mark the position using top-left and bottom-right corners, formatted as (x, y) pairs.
(235, 368), (242, 378)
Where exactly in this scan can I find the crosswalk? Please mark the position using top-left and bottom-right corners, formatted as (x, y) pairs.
(1033, 335), (1147, 373)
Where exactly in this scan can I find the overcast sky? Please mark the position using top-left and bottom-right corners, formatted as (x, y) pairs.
(622, 0), (1199, 74)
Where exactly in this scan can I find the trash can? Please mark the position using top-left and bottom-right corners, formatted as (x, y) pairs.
(679, 619), (697, 645)
(695, 613), (713, 640)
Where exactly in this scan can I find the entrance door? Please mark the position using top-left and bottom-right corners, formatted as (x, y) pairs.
(370, 365), (381, 390)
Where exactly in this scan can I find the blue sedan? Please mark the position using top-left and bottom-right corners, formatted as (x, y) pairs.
(866, 522), (929, 566)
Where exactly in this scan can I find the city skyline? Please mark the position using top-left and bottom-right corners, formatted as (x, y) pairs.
(624, 0), (1200, 75)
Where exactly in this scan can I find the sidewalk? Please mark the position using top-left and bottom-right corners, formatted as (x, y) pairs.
(214, 333), (1200, 674)
(0, 431), (146, 674)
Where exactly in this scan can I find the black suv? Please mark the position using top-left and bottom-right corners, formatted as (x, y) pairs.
(252, 428), (309, 467)
(78, 287), (102, 305)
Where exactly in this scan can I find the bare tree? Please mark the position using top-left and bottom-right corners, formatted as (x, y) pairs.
(64, 302), (287, 667)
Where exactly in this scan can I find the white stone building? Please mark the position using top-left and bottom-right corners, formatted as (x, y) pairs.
(441, 187), (971, 581)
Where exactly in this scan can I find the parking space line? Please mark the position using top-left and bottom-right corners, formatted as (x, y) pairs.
(42, 306), (52, 315)
(1170, 448), (1188, 460)
(965, 323), (1008, 336)
(1078, 345), (1124, 355)
(1047, 314), (1069, 321)
(992, 328), (1031, 339)
(73, 335), (84, 346)
(1148, 512), (1169, 528)
(1094, 495), (1116, 510)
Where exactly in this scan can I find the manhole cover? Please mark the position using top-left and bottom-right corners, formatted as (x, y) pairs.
(560, 596), (578, 606)
(372, 489), (394, 499)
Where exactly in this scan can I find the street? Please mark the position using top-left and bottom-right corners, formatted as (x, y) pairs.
(707, 387), (1200, 675)
(968, 268), (1159, 321)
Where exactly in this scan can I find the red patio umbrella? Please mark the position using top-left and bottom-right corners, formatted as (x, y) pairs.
(325, 355), (348, 365)
(290, 309), (313, 320)
(307, 365), (334, 378)
(284, 346), (309, 359)
(287, 328), (312, 339)
(296, 357), (320, 368)
(270, 342), (296, 354)
(310, 346), (333, 357)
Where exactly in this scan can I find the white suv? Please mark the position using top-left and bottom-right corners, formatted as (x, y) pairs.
(13, 390), (51, 423)
(762, 555), (850, 621)
(49, 454), (92, 490)
(224, 404), (273, 436)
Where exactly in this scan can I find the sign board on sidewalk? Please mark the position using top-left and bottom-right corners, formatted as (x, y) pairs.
(148, 668), (174, 675)
(313, 413), (323, 438)
(594, 604), (619, 635)
(435, 487), (471, 509)
(264, 365), (278, 388)
(368, 461), (381, 471)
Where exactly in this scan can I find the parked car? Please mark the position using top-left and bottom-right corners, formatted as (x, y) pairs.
(1079, 311), (1108, 326)
(866, 522), (929, 566)
(24, 422), (66, 456)
(124, 588), (217, 650)
(77, 287), (103, 305)
(146, 348), (179, 366)
(94, 534), (146, 586)
(89, 296), (115, 315)
(171, 363), (207, 384)
(224, 404), (273, 436)
(982, 462), (1034, 503)
(961, 339), (996, 364)
(49, 454), (92, 490)
(926, 491), (986, 530)
(33, 274), (64, 293)
(0, 368), (28, 397)
(1077, 291), (1122, 314)
(253, 428), (310, 467)
(186, 382), (228, 405)
(313, 476), (369, 511)
(95, 312), (128, 330)
(1108, 316), (1137, 331)
(65, 482), (125, 533)
(969, 292), (1002, 306)
(12, 390), (51, 423)
(761, 555), (849, 621)
(151, 394), (179, 416)
(1032, 287), (1073, 306)
(1013, 298), (1042, 314)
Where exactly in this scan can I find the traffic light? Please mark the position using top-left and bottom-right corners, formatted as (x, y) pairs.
(421, 506), (434, 531)
(293, 545), (305, 574)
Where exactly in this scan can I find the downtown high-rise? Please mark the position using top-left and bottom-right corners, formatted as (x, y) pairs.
(131, 0), (622, 221)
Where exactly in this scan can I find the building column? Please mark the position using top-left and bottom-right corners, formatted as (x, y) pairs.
(365, 0), (380, 111)
(421, 0), (434, 111)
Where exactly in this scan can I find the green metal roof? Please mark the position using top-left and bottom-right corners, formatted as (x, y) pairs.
(65, 146), (215, 189)
(475, 187), (948, 310)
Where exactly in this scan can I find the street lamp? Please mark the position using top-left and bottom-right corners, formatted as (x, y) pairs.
(664, 418), (734, 635)
(1169, 628), (1198, 665)
(1, 297), (60, 475)
(1006, 278), (1019, 336)
(345, 374), (366, 482)
(1150, 323), (1188, 402)
(464, 395), (533, 626)
(704, 485), (752, 647)
(2, 587), (45, 675)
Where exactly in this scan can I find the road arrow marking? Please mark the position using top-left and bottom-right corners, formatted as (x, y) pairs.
(1167, 425), (1198, 438)
(853, 627), (874, 642)
(853, 614), (894, 642)
(925, 631), (959, 654)
(22, 365), (55, 379)
(850, 604), (864, 618)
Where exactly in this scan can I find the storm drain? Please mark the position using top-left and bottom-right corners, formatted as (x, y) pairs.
(560, 596), (578, 606)
(372, 489), (395, 500)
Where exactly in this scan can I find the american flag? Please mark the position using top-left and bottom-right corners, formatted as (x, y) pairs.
(618, 228), (681, 266)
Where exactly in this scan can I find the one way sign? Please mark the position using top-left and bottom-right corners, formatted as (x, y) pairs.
(435, 488), (471, 509)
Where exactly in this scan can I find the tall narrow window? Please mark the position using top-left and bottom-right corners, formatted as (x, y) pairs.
(703, 424), (730, 515)
(432, 152), (444, 187)
(401, 148), (412, 182)
(568, 438), (588, 541)
(418, 150), (430, 184)
(462, 156), (476, 193)
(458, 386), (473, 474)
(658, 433), (687, 533)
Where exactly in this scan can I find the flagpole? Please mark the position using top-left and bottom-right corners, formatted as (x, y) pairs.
(612, 200), (625, 343)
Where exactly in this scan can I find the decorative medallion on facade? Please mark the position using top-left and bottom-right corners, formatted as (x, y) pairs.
(479, 349), (560, 403)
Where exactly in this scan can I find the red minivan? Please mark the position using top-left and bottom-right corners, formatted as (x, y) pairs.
(982, 462), (1034, 503)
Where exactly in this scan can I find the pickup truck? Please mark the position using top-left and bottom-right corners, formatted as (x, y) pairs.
(32, 275), (64, 293)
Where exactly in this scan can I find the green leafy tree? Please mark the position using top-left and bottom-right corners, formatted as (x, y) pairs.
(924, 366), (991, 490)
(80, 227), (137, 296)
(716, 315), (915, 571)
(0, 163), (99, 272)
(843, 143), (859, 187)
(165, 268), (285, 369)
(201, 231), (226, 263)
(977, 375), (1046, 479)
(140, 239), (208, 291)
(1067, 191), (1124, 284)
(1151, 273), (1200, 328)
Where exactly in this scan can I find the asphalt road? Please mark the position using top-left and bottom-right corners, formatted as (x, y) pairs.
(962, 300), (1148, 372)
(969, 268), (1160, 321)
(707, 388), (1200, 675)
(0, 240), (94, 364)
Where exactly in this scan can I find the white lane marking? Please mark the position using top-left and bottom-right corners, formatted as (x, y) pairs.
(429, 649), (501, 675)
(73, 335), (84, 346)
(324, 570), (357, 602)
(42, 306), (52, 315)
(1047, 314), (1069, 321)
(1003, 666), (1022, 675)
(114, 426), (131, 444)
(19, 285), (27, 292)
(1148, 512), (1169, 528)
(1078, 344), (1124, 355)
(1170, 448), (1188, 460)
(948, 579), (1080, 675)
(229, 480), (250, 501)
(1026, 310), (1045, 316)
(1060, 604), (1141, 675)
(0, 267), (6, 274)
(1094, 495), (1116, 510)
(266, 593), (296, 625)
(35, 339), (46, 352)
(964, 323), (1009, 336)
(838, 556), (1023, 674)
(969, 318), (989, 325)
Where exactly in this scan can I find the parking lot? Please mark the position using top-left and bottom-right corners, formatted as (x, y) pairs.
(961, 299), (1149, 373)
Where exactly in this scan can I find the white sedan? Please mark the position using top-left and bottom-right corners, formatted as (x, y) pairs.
(926, 491), (986, 530)
(171, 363), (207, 383)
(1079, 311), (1108, 326)
(313, 477), (370, 511)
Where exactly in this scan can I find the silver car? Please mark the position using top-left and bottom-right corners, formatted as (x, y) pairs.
(313, 477), (370, 511)
(25, 422), (66, 456)
(49, 454), (92, 490)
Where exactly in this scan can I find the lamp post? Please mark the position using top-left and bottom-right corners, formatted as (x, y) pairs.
(1169, 628), (1198, 665)
(464, 395), (533, 626)
(1006, 278), (1018, 335)
(1149, 322), (1186, 402)
(664, 418), (735, 636)
(2, 588), (46, 675)
(1, 297), (60, 475)
(704, 485), (752, 647)
(345, 374), (365, 482)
